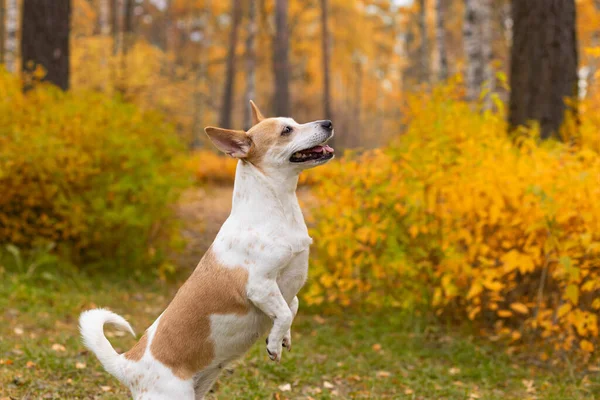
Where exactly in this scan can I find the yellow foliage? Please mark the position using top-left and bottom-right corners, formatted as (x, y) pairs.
(305, 81), (600, 358)
(186, 150), (238, 185)
(0, 70), (187, 270)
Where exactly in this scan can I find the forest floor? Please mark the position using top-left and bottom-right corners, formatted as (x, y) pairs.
(1, 185), (599, 399)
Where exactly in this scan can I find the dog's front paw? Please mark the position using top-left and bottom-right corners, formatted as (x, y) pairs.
(282, 331), (292, 352)
(266, 336), (283, 362)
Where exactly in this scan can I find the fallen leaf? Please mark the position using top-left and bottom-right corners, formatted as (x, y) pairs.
(75, 362), (87, 369)
(14, 327), (24, 335)
(404, 388), (414, 395)
(372, 343), (382, 352)
(26, 361), (36, 368)
(449, 367), (461, 375)
(323, 381), (335, 389)
(0, 359), (13, 366)
(51, 343), (66, 352)
(278, 383), (291, 392)
(313, 315), (326, 324)
(376, 370), (391, 378)
(100, 386), (112, 392)
(453, 381), (465, 387)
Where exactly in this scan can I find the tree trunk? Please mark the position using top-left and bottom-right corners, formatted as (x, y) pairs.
(320, 0), (332, 120)
(243, 0), (257, 130)
(480, 0), (494, 109)
(273, 0), (290, 116)
(0, 0), (5, 66)
(434, 0), (448, 81)
(417, 0), (429, 83)
(5, 0), (18, 73)
(219, 0), (242, 128)
(464, 0), (493, 103)
(509, 0), (578, 139)
(111, 0), (121, 56)
(21, 0), (71, 91)
(123, 0), (134, 54)
(98, 0), (110, 35)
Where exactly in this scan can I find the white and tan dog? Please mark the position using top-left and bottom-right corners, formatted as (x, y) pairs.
(79, 101), (335, 399)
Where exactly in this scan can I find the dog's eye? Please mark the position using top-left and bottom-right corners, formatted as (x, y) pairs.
(281, 126), (293, 136)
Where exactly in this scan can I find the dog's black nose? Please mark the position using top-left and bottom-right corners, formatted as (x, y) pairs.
(319, 120), (333, 131)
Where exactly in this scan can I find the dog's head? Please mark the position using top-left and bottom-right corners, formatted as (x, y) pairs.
(205, 101), (335, 174)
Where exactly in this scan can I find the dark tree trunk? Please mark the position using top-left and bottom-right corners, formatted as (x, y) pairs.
(123, 0), (134, 54)
(243, 0), (257, 130)
(21, 0), (71, 91)
(320, 0), (332, 120)
(219, 0), (242, 128)
(273, 0), (290, 116)
(509, 0), (578, 139)
(417, 0), (429, 83)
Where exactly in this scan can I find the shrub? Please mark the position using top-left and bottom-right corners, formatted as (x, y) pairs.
(305, 82), (600, 359)
(0, 70), (189, 272)
(186, 150), (238, 185)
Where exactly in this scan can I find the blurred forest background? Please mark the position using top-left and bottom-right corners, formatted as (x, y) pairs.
(2, 0), (600, 398)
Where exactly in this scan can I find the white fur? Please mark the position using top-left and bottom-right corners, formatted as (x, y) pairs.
(79, 116), (334, 399)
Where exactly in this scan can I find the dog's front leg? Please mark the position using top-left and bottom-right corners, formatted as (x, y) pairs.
(282, 296), (299, 352)
(248, 280), (292, 362)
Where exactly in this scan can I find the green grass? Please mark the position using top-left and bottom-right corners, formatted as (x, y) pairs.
(1, 272), (598, 399)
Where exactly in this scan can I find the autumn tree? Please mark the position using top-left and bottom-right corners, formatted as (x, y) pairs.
(320, 0), (332, 121)
(4, 0), (18, 73)
(273, 0), (290, 116)
(464, 0), (493, 104)
(21, 0), (72, 90)
(219, 0), (242, 128)
(0, 0), (5, 65)
(434, 0), (448, 81)
(509, 0), (579, 139)
(417, 0), (429, 83)
(244, 0), (257, 130)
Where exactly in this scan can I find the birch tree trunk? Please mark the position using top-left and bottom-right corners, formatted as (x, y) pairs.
(21, 0), (71, 91)
(273, 0), (290, 116)
(434, 0), (448, 81)
(5, 0), (18, 73)
(509, 0), (578, 139)
(243, 0), (257, 130)
(219, 0), (242, 128)
(464, 0), (493, 104)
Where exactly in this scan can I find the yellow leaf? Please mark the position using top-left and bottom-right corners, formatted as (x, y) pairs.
(580, 340), (594, 353)
(557, 303), (572, 318)
(509, 302), (529, 315)
(564, 284), (579, 305)
(497, 310), (513, 318)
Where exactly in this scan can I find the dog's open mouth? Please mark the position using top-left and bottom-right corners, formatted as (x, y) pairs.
(290, 145), (335, 163)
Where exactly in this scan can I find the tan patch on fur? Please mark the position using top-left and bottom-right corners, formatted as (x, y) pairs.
(246, 118), (291, 166)
(124, 333), (148, 361)
(149, 249), (249, 380)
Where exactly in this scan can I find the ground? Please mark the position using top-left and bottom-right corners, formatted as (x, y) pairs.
(1, 186), (599, 399)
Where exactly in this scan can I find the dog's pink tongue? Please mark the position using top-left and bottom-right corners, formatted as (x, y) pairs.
(324, 145), (334, 153)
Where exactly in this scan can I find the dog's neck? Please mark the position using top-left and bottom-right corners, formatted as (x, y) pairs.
(231, 160), (302, 225)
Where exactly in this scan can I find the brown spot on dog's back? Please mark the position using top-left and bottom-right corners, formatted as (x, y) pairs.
(149, 249), (249, 379)
(124, 334), (148, 361)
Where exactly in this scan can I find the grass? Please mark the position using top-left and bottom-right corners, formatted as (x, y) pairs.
(1, 271), (599, 400)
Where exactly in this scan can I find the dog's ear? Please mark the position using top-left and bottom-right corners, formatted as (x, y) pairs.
(250, 100), (265, 125)
(205, 127), (252, 158)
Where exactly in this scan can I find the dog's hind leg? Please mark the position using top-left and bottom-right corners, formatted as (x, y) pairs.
(194, 368), (221, 399)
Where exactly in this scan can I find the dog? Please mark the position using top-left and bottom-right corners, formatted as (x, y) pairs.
(79, 101), (335, 399)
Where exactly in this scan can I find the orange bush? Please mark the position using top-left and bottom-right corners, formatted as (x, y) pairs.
(305, 83), (600, 360)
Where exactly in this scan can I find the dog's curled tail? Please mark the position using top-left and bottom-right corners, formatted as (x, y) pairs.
(79, 308), (135, 382)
